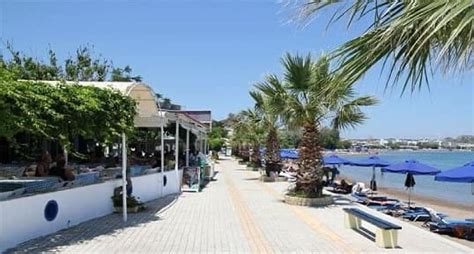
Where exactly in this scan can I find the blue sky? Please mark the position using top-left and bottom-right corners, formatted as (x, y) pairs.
(1, 1), (473, 139)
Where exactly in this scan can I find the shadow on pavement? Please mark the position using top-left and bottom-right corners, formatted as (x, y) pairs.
(243, 177), (260, 181)
(6, 194), (180, 254)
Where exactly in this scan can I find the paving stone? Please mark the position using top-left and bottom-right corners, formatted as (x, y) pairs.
(7, 157), (472, 253)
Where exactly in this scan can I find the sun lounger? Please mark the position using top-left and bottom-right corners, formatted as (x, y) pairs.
(401, 207), (435, 222)
(424, 209), (474, 239)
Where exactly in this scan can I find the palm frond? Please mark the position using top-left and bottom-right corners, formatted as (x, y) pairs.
(296, 0), (473, 92)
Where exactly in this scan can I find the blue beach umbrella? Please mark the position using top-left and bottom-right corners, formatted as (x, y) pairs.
(350, 156), (391, 191)
(383, 160), (441, 207)
(382, 160), (440, 175)
(322, 155), (350, 184)
(435, 161), (474, 195)
(279, 149), (298, 160)
(323, 155), (351, 165)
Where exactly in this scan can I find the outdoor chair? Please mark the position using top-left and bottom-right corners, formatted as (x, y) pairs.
(424, 209), (474, 238)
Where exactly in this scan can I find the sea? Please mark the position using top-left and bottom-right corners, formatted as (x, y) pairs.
(334, 150), (474, 205)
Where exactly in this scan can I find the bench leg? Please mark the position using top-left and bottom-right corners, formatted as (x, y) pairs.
(375, 229), (398, 248)
(344, 213), (361, 229)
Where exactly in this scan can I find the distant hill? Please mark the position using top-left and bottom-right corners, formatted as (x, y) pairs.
(444, 135), (474, 144)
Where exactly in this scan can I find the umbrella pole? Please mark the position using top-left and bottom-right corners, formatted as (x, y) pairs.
(408, 188), (411, 208)
(370, 166), (376, 192)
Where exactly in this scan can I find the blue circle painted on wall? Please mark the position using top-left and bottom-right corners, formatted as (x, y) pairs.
(163, 175), (167, 187)
(44, 200), (59, 221)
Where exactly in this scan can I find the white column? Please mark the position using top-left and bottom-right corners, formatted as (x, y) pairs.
(204, 138), (208, 155)
(121, 133), (128, 222)
(175, 121), (180, 192)
(200, 137), (204, 153)
(186, 129), (190, 167)
(160, 125), (165, 196)
(64, 147), (68, 166)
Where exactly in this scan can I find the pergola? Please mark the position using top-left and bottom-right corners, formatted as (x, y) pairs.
(41, 81), (209, 222)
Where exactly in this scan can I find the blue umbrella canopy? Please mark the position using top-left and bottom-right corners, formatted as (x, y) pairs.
(350, 156), (390, 167)
(323, 155), (351, 165)
(382, 160), (440, 175)
(350, 156), (391, 191)
(382, 160), (440, 207)
(280, 149), (298, 159)
(435, 161), (474, 183)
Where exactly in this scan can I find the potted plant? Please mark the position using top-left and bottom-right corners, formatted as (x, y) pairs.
(111, 189), (144, 213)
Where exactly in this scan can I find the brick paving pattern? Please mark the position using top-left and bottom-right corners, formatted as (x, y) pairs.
(8, 157), (473, 253)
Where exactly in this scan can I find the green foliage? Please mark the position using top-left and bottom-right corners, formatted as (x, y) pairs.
(208, 121), (227, 152)
(111, 194), (141, 208)
(253, 52), (377, 197)
(278, 129), (300, 148)
(209, 138), (225, 152)
(155, 93), (181, 110)
(0, 73), (137, 147)
(111, 65), (142, 82)
(417, 142), (440, 149)
(1, 43), (140, 82)
(387, 141), (401, 150)
(319, 128), (339, 150)
(337, 140), (352, 149)
(297, 0), (473, 91)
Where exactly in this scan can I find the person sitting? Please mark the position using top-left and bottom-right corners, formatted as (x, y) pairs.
(333, 179), (353, 194)
(35, 152), (52, 177)
(105, 156), (119, 168)
(150, 155), (161, 169)
(49, 157), (75, 181)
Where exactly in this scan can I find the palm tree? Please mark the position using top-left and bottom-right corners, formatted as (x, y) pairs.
(257, 53), (378, 197)
(249, 89), (281, 176)
(241, 109), (265, 168)
(231, 110), (265, 167)
(295, 1), (473, 92)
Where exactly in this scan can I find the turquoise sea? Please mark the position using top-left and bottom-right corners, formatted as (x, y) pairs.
(336, 151), (474, 205)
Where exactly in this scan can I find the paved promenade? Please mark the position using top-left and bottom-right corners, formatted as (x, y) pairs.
(8, 157), (473, 253)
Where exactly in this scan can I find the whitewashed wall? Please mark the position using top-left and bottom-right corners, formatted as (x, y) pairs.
(0, 169), (183, 252)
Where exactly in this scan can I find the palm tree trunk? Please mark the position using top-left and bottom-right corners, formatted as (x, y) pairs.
(251, 142), (260, 167)
(265, 127), (281, 177)
(295, 120), (324, 197)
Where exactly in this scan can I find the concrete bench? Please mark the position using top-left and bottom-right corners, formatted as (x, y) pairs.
(343, 208), (402, 248)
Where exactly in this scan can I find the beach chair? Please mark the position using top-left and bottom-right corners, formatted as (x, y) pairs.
(401, 207), (433, 222)
(424, 209), (474, 238)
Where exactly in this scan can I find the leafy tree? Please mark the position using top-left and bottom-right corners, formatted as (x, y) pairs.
(278, 128), (301, 149)
(319, 127), (340, 150)
(296, 1), (473, 91)
(111, 65), (142, 82)
(387, 141), (401, 150)
(2, 43), (141, 82)
(208, 121), (228, 152)
(257, 53), (377, 197)
(337, 140), (352, 149)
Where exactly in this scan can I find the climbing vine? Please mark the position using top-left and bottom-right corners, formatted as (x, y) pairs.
(0, 71), (137, 147)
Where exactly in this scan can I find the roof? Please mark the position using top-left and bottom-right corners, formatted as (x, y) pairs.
(175, 110), (212, 123)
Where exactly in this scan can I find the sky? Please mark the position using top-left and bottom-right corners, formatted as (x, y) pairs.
(1, 0), (473, 139)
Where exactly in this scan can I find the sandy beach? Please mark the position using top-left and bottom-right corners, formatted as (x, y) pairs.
(338, 174), (474, 248)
